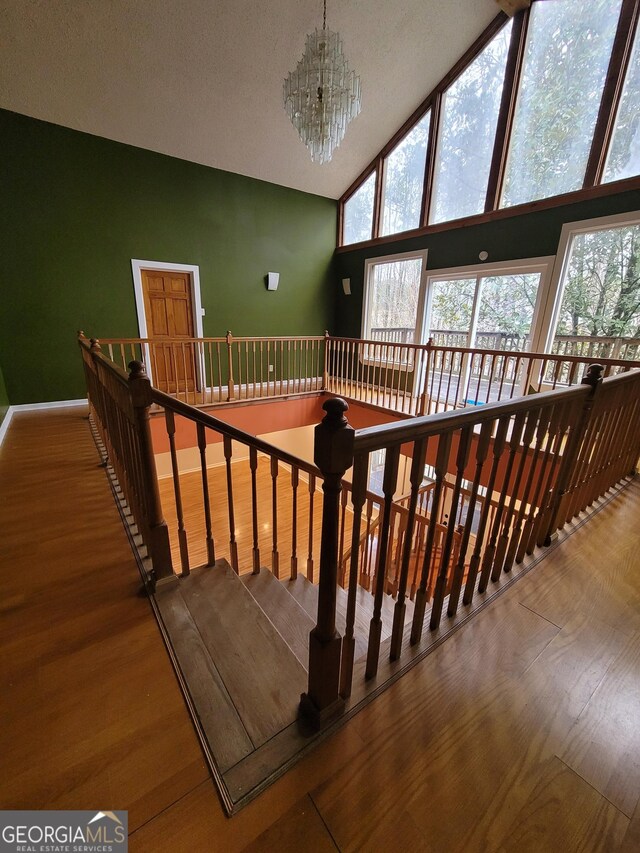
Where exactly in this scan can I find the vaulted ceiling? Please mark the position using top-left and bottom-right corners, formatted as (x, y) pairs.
(0, 0), (497, 199)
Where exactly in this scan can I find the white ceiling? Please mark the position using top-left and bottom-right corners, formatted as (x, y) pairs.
(0, 0), (498, 199)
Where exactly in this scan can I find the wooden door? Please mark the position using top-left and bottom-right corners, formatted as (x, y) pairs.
(142, 269), (196, 392)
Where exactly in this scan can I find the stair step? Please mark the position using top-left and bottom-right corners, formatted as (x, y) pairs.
(177, 559), (307, 748)
(242, 568), (315, 667)
(285, 575), (412, 661)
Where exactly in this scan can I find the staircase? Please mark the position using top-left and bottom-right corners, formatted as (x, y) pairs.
(155, 558), (413, 777)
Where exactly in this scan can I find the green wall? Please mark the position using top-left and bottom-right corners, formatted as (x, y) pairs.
(0, 360), (9, 430)
(334, 189), (640, 336)
(0, 109), (337, 404)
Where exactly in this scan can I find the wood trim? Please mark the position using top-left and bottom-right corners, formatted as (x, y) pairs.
(335, 174), (640, 255)
(485, 8), (529, 212)
(583, 0), (640, 188)
(372, 160), (384, 239)
(338, 11), (509, 206)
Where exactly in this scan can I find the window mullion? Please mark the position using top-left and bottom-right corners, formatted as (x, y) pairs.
(485, 8), (529, 212)
(583, 0), (640, 188)
(468, 276), (483, 348)
(372, 159), (384, 239)
(420, 92), (441, 228)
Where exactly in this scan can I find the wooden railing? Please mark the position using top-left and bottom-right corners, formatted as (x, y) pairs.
(79, 332), (640, 728)
(79, 332), (334, 587)
(321, 365), (640, 704)
(100, 332), (326, 407)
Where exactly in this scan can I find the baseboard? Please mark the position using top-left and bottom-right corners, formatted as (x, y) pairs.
(10, 398), (88, 412)
(0, 408), (15, 448)
(0, 399), (88, 449)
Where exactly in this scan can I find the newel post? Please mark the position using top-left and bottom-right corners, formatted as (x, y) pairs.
(542, 363), (603, 544)
(299, 397), (354, 728)
(128, 360), (177, 588)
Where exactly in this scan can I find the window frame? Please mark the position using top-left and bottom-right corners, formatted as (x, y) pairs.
(361, 248), (429, 363)
(423, 256), (555, 354)
(537, 210), (640, 354)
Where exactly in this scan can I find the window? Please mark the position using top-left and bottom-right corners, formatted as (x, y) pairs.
(501, 0), (622, 208)
(381, 112), (431, 236)
(603, 24), (640, 184)
(343, 172), (376, 245)
(363, 251), (427, 344)
(550, 221), (640, 360)
(430, 21), (512, 224)
(425, 262), (549, 350)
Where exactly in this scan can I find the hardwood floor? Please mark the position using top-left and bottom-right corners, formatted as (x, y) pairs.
(1, 408), (639, 851)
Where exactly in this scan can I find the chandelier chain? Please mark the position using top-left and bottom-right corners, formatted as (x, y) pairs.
(323, 0), (326, 31)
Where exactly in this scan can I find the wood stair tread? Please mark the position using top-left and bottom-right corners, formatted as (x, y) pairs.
(285, 576), (410, 661)
(177, 559), (307, 749)
(242, 568), (315, 667)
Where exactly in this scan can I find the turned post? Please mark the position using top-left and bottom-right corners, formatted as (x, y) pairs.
(128, 360), (176, 587)
(300, 397), (354, 727)
(226, 330), (236, 400)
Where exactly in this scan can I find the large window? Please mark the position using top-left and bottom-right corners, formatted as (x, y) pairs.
(603, 24), (640, 184)
(363, 251), (427, 344)
(501, 0), (621, 207)
(381, 112), (431, 236)
(550, 221), (640, 359)
(339, 2), (640, 247)
(430, 21), (512, 224)
(343, 172), (376, 245)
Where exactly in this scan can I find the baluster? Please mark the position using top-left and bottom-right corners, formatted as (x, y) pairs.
(448, 421), (492, 616)
(491, 409), (538, 581)
(181, 342), (190, 403)
(340, 453), (368, 697)
(507, 406), (552, 569)
(266, 339), (271, 396)
(430, 426), (473, 629)
(390, 438), (427, 660)
(541, 365), (603, 544)
(478, 410), (527, 587)
(270, 456), (280, 577)
(165, 408), (190, 576)
(338, 483), (348, 585)
(207, 341), (214, 405)
(249, 447), (261, 574)
(410, 432), (453, 642)
(226, 331), (235, 400)
(322, 331), (330, 391)
(197, 422), (216, 566)
(464, 417), (510, 602)
(307, 473), (316, 581)
(361, 498), (373, 589)
(223, 435), (239, 572)
(291, 466), (299, 579)
(365, 444), (400, 679)
(215, 341), (223, 402)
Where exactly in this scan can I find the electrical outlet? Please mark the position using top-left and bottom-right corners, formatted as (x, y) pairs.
(269, 364), (274, 373)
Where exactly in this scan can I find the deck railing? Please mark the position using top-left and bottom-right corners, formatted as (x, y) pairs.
(325, 335), (640, 416)
(371, 328), (640, 361)
(79, 331), (640, 727)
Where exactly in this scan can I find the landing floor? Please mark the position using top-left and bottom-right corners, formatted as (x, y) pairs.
(1, 408), (639, 850)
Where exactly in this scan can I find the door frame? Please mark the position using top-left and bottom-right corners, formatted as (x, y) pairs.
(130, 259), (204, 387)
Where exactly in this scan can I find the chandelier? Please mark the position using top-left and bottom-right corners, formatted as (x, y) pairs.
(283, 0), (362, 164)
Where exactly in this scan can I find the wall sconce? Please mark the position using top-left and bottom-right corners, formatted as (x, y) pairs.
(265, 272), (280, 291)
